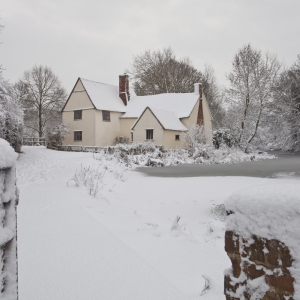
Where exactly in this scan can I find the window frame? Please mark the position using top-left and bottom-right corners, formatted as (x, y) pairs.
(74, 110), (82, 120)
(74, 131), (82, 141)
(146, 129), (153, 140)
(102, 110), (110, 122)
(175, 134), (180, 141)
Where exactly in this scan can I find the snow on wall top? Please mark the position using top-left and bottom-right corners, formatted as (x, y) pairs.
(225, 182), (300, 296)
(121, 93), (199, 119)
(143, 107), (187, 131)
(80, 78), (136, 113)
(0, 139), (17, 169)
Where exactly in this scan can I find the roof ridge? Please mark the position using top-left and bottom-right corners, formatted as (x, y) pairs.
(136, 92), (195, 97)
(149, 106), (178, 114)
(80, 77), (118, 88)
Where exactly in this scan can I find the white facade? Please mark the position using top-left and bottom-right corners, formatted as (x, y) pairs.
(62, 77), (213, 149)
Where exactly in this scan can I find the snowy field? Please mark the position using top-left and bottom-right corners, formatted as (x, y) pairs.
(16, 146), (299, 300)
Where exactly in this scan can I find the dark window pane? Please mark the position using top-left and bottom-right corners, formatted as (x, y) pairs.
(175, 135), (180, 140)
(74, 110), (82, 120)
(102, 110), (110, 121)
(74, 131), (82, 141)
(146, 129), (153, 140)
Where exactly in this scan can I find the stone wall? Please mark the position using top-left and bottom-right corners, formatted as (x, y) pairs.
(225, 231), (294, 299)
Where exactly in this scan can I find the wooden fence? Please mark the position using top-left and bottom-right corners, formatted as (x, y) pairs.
(56, 145), (107, 152)
(23, 137), (46, 146)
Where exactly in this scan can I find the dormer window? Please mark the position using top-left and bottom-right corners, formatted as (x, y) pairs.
(102, 110), (110, 121)
(74, 110), (82, 120)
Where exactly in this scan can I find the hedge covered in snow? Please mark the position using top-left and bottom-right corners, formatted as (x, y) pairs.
(0, 76), (23, 153)
(0, 139), (18, 169)
(93, 141), (275, 168)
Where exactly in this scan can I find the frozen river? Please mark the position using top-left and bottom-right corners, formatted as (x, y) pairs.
(137, 152), (300, 178)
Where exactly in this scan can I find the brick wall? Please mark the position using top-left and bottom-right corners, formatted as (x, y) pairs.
(224, 183), (300, 300)
(225, 231), (294, 299)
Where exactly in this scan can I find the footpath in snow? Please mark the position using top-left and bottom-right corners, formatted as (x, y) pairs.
(16, 146), (299, 300)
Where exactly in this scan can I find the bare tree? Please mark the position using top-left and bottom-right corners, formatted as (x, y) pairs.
(17, 65), (67, 137)
(0, 19), (24, 151)
(131, 47), (203, 95)
(226, 44), (282, 147)
(130, 47), (223, 128)
(271, 55), (300, 149)
(0, 20), (4, 75)
(202, 64), (224, 128)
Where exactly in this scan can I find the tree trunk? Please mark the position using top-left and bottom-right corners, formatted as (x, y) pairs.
(248, 103), (263, 144)
(39, 104), (42, 138)
(239, 93), (250, 143)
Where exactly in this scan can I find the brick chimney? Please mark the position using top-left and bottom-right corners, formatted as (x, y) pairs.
(119, 74), (130, 106)
(194, 83), (204, 126)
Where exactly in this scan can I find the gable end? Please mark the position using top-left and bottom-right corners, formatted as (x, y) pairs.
(131, 107), (165, 131)
(62, 78), (96, 112)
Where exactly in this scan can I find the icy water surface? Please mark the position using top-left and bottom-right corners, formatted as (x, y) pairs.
(137, 152), (300, 178)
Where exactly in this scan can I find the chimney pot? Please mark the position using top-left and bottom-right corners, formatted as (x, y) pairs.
(194, 83), (203, 98)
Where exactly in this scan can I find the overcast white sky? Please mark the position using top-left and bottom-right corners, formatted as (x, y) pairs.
(1, 0), (300, 92)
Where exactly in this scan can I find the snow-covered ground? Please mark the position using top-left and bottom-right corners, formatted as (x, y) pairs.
(16, 146), (299, 300)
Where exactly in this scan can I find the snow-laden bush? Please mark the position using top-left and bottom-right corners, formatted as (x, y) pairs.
(68, 165), (106, 196)
(93, 140), (274, 169)
(114, 136), (129, 144)
(68, 162), (128, 197)
(213, 128), (239, 149)
(181, 125), (207, 156)
(109, 140), (157, 155)
(46, 123), (69, 148)
(0, 76), (23, 152)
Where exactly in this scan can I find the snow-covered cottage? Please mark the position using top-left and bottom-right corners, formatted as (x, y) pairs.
(62, 75), (212, 149)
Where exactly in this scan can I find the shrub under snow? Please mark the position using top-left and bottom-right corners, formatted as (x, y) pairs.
(213, 128), (239, 149)
(0, 138), (18, 169)
(0, 76), (23, 153)
(46, 123), (69, 148)
(93, 141), (275, 168)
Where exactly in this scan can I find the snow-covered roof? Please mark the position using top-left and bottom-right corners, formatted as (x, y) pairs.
(121, 93), (199, 119)
(132, 107), (188, 131)
(77, 78), (199, 122)
(80, 78), (136, 113)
